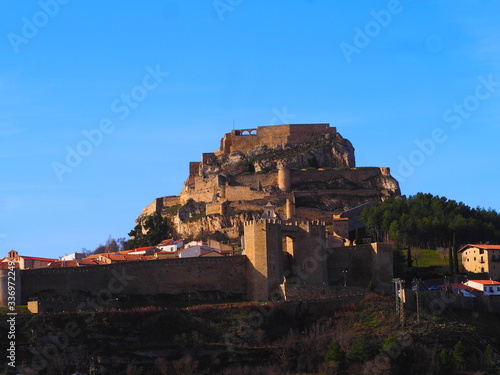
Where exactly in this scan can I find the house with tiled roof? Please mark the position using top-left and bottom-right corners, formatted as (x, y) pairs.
(178, 245), (223, 258)
(464, 280), (500, 296)
(84, 252), (151, 263)
(1, 250), (57, 270)
(127, 246), (158, 256)
(459, 244), (500, 280)
(157, 239), (184, 252)
(47, 259), (80, 268)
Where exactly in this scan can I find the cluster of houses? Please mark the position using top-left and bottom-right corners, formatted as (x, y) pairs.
(0, 238), (234, 270)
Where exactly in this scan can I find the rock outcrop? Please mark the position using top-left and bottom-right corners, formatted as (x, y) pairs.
(135, 124), (401, 240)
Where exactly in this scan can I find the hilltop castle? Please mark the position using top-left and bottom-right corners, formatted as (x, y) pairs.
(1, 124), (398, 310)
(139, 123), (400, 240)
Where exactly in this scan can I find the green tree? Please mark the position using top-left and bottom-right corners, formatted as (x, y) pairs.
(128, 213), (173, 248)
(484, 344), (498, 370)
(361, 193), (500, 251)
(453, 340), (467, 369)
(439, 348), (452, 374)
(325, 340), (346, 369)
(348, 335), (374, 363)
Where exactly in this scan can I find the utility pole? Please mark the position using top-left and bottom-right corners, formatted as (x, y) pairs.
(413, 278), (420, 325)
(393, 278), (405, 326)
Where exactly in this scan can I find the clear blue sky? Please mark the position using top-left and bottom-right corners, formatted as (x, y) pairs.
(1, 1), (500, 259)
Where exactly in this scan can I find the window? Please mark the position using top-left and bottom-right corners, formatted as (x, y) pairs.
(480, 249), (484, 254)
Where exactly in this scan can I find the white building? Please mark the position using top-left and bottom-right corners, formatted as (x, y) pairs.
(464, 280), (500, 296)
(156, 239), (184, 252)
(59, 252), (86, 261)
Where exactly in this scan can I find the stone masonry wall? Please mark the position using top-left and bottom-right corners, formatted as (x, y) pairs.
(20, 256), (247, 304)
(291, 167), (387, 186)
(327, 243), (393, 287)
(219, 124), (336, 155)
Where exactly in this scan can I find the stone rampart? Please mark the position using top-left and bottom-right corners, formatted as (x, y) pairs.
(291, 167), (387, 186)
(327, 243), (393, 287)
(233, 172), (278, 191)
(20, 256), (247, 304)
(162, 196), (181, 207)
(225, 186), (267, 201)
(219, 124), (336, 155)
(139, 196), (180, 219)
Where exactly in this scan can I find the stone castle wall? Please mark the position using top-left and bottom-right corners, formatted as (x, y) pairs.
(139, 196), (181, 219)
(20, 256), (247, 304)
(219, 124), (336, 155)
(233, 172), (278, 190)
(327, 243), (392, 287)
(180, 167), (394, 205)
(291, 167), (389, 186)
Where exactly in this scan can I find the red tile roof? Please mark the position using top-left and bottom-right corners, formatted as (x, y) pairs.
(158, 239), (174, 246)
(460, 244), (500, 251)
(79, 259), (107, 266)
(20, 256), (57, 262)
(131, 246), (156, 252)
(459, 244), (500, 252)
(47, 260), (80, 268)
(468, 280), (500, 285)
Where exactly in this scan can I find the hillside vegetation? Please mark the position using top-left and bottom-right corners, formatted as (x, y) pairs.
(361, 193), (500, 249)
(4, 294), (500, 374)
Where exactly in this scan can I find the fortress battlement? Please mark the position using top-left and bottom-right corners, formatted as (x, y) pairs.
(243, 219), (326, 227)
(218, 123), (336, 155)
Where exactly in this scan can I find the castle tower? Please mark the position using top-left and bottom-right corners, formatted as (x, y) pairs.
(244, 220), (285, 301)
(244, 219), (328, 301)
(277, 162), (291, 191)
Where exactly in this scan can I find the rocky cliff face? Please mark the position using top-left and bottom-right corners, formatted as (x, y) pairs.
(198, 131), (355, 178)
(135, 125), (401, 241)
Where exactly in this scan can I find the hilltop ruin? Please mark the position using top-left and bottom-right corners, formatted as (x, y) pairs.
(137, 123), (401, 240)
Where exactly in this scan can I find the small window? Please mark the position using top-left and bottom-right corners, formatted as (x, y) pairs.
(480, 249), (484, 254)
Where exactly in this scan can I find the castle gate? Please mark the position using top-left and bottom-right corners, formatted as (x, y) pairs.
(243, 219), (328, 301)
